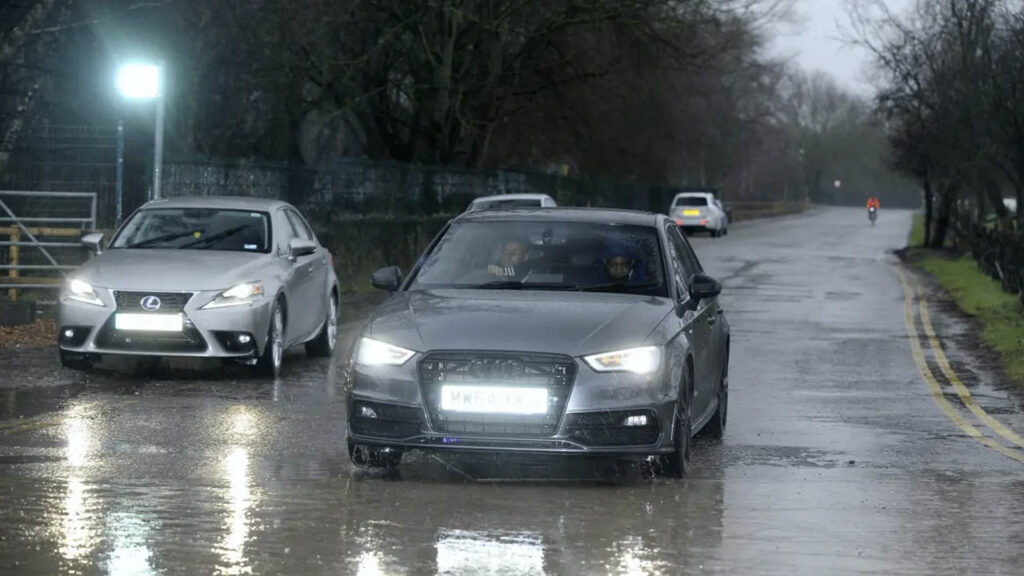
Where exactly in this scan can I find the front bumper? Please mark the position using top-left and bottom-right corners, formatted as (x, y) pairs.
(58, 288), (273, 358)
(346, 353), (680, 457)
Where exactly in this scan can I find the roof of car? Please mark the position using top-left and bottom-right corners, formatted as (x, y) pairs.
(455, 207), (662, 226)
(673, 191), (714, 198)
(139, 196), (291, 212)
(471, 193), (553, 203)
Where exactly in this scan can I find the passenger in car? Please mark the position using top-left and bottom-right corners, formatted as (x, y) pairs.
(591, 239), (648, 284)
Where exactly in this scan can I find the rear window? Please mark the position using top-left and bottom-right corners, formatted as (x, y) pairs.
(472, 199), (543, 210)
(673, 196), (710, 207)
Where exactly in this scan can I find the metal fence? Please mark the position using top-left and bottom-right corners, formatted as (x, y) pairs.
(0, 191), (98, 301)
(960, 224), (1024, 305)
(159, 157), (780, 218)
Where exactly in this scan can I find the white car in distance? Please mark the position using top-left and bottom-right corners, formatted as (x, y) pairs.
(669, 192), (728, 238)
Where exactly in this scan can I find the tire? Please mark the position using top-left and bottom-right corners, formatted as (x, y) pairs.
(255, 300), (285, 378)
(348, 439), (403, 469)
(701, 370), (728, 440)
(59, 349), (94, 372)
(659, 369), (693, 478)
(305, 292), (338, 358)
(709, 229), (720, 238)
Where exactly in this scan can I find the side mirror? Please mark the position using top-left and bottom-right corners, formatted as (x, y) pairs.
(689, 273), (722, 302)
(289, 238), (317, 259)
(371, 266), (403, 292)
(81, 232), (104, 255)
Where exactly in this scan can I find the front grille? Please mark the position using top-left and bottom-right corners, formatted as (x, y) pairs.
(114, 291), (194, 313)
(96, 316), (208, 352)
(100, 291), (207, 352)
(418, 351), (577, 437)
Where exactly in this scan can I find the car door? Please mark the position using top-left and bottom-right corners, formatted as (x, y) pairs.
(665, 224), (714, 417)
(282, 208), (327, 340)
(675, 226), (725, 389)
(667, 222), (716, 414)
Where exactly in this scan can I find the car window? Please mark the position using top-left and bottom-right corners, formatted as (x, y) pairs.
(110, 208), (271, 253)
(409, 221), (667, 296)
(284, 209), (316, 243)
(664, 225), (692, 295)
(473, 199), (543, 210)
(275, 210), (297, 255)
(670, 226), (704, 274)
(673, 196), (710, 207)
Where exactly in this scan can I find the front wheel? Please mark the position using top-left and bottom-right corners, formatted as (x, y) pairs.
(305, 293), (338, 358)
(658, 372), (693, 478)
(255, 301), (285, 378)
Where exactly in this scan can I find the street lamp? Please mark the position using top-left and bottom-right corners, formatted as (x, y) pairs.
(117, 62), (165, 200)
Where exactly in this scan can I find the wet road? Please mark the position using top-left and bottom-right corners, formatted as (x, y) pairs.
(2, 207), (1024, 575)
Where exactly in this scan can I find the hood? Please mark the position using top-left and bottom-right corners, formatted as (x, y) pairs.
(72, 249), (271, 291)
(367, 289), (674, 357)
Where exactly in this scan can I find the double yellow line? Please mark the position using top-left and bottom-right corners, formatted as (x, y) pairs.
(896, 267), (1024, 463)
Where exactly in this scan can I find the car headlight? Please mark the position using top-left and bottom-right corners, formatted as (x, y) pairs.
(356, 337), (415, 366)
(66, 279), (104, 307)
(584, 346), (662, 375)
(202, 282), (264, 309)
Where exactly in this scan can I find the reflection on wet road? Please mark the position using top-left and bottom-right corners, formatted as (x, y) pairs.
(2, 207), (1024, 575)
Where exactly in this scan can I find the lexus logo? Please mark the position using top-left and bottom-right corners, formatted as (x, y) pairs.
(140, 296), (162, 311)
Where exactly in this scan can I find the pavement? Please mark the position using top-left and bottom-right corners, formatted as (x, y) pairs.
(1, 207), (1023, 575)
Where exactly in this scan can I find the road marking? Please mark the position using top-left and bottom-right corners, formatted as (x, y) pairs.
(895, 267), (1024, 463)
(915, 285), (1024, 451)
(0, 420), (58, 435)
(0, 414), (47, 431)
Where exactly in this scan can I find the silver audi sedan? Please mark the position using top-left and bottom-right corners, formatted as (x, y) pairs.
(58, 196), (339, 377)
(346, 208), (729, 477)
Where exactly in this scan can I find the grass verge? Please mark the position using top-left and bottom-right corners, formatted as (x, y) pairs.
(905, 214), (1024, 384)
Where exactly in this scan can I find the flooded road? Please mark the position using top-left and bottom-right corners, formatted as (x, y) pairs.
(2, 207), (1023, 575)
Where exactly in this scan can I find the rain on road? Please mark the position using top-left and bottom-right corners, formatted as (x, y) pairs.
(1, 207), (1023, 575)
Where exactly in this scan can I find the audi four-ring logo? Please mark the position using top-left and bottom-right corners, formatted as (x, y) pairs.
(140, 296), (162, 311)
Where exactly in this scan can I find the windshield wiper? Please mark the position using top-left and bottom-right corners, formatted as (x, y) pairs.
(580, 280), (662, 293)
(470, 280), (581, 291)
(125, 230), (200, 249)
(178, 225), (251, 249)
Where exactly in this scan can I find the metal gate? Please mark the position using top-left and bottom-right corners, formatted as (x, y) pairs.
(0, 191), (98, 302)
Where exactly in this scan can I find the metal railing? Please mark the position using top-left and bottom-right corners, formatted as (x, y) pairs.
(0, 191), (97, 300)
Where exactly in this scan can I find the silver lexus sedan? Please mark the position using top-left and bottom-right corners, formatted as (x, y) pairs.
(346, 208), (729, 477)
(58, 196), (339, 377)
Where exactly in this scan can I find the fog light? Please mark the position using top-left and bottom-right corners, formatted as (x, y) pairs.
(237, 334), (252, 344)
(623, 415), (650, 427)
(63, 329), (76, 339)
(700, 219), (708, 225)
(360, 406), (378, 419)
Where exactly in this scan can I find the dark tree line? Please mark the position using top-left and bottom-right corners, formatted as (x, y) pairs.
(0, 0), (917, 205)
(855, 0), (1024, 247)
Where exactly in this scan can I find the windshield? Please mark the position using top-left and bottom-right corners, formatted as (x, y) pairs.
(674, 196), (710, 207)
(111, 208), (271, 253)
(472, 198), (544, 210)
(410, 221), (667, 296)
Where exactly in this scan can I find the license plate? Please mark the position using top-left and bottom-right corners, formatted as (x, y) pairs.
(441, 385), (548, 415)
(682, 209), (701, 216)
(114, 313), (183, 332)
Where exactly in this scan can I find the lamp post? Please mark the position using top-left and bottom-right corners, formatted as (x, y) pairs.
(116, 62), (165, 200)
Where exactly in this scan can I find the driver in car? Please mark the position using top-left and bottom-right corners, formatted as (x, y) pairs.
(488, 238), (531, 279)
(593, 238), (647, 284)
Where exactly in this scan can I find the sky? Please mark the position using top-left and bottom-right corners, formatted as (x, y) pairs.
(769, 0), (914, 95)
